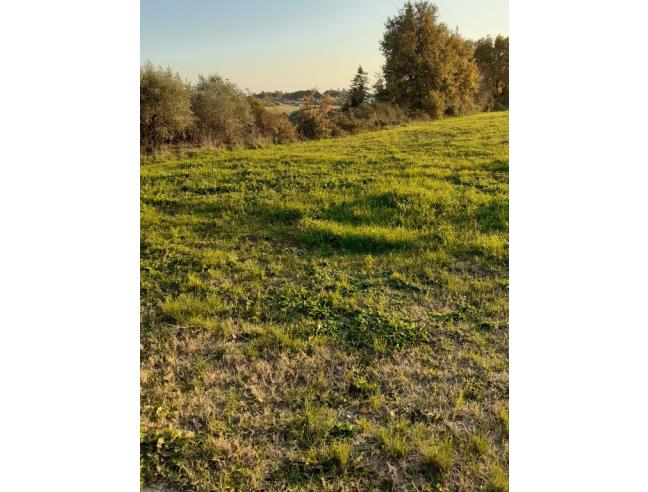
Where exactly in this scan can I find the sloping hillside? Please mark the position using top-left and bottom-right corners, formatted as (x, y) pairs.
(141, 112), (509, 491)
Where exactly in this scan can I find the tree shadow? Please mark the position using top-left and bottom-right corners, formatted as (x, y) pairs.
(249, 194), (432, 255)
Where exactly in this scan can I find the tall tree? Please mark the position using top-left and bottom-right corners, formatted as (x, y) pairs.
(379, 1), (479, 117)
(474, 35), (509, 110)
(347, 65), (370, 107)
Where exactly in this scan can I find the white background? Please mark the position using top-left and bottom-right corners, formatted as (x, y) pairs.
(0, 0), (646, 490)
(511, 1), (648, 489)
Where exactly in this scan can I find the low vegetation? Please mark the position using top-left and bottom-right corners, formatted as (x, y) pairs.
(141, 111), (509, 490)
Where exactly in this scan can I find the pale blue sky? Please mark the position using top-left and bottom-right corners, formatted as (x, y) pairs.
(141, 0), (508, 92)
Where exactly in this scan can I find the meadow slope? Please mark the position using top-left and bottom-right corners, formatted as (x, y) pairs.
(141, 112), (509, 491)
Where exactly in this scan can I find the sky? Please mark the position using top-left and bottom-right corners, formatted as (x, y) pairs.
(141, 0), (508, 93)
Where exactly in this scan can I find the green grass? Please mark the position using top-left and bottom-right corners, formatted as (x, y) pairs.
(141, 111), (509, 490)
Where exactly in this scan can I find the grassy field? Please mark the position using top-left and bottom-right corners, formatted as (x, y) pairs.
(264, 103), (342, 116)
(264, 102), (300, 115)
(141, 111), (509, 491)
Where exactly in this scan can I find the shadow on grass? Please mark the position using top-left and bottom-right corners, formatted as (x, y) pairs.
(146, 191), (434, 255)
(250, 202), (304, 225)
(315, 191), (412, 226)
(294, 218), (422, 254)
(475, 201), (508, 233)
(248, 199), (426, 255)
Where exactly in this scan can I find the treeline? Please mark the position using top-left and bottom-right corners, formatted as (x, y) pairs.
(140, 1), (508, 151)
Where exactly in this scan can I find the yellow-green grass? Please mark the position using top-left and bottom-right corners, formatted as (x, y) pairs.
(141, 111), (509, 490)
(264, 103), (300, 115)
(264, 103), (341, 115)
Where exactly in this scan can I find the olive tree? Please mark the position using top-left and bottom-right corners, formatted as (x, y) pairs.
(140, 63), (193, 150)
(190, 75), (254, 145)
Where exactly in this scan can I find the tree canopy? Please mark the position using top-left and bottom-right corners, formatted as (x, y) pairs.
(190, 74), (253, 144)
(140, 63), (193, 149)
(473, 35), (509, 110)
(380, 1), (480, 117)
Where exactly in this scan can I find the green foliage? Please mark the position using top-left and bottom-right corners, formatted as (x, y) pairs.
(380, 1), (480, 117)
(474, 35), (509, 110)
(372, 72), (388, 102)
(347, 65), (370, 108)
(140, 63), (193, 150)
(191, 74), (254, 145)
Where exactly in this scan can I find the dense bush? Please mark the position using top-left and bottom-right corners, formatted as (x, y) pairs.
(372, 102), (407, 125)
(190, 75), (254, 145)
(248, 98), (297, 144)
(295, 91), (334, 140)
(331, 102), (406, 135)
(140, 63), (193, 150)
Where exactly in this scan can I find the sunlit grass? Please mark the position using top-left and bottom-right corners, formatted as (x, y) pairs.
(141, 111), (509, 490)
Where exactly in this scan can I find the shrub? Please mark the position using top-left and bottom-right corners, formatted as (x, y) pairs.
(330, 102), (406, 135)
(330, 111), (360, 135)
(372, 101), (406, 126)
(423, 90), (445, 120)
(295, 91), (333, 140)
(445, 93), (479, 116)
(191, 74), (254, 145)
(140, 63), (193, 150)
(248, 98), (297, 144)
